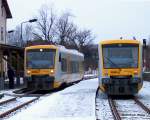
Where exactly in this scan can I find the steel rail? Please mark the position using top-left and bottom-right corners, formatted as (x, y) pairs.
(134, 97), (150, 114)
(0, 97), (39, 118)
(108, 96), (122, 120)
(0, 97), (17, 105)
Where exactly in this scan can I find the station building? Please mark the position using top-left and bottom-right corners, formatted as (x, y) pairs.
(0, 0), (24, 90)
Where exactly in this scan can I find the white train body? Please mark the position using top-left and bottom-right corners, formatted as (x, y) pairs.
(25, 45), (84, 90)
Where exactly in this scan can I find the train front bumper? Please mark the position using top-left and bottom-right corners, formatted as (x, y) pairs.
(101, 77), (142, 95)
(25, 75), (55, 90)
(102, 77), (141, 84)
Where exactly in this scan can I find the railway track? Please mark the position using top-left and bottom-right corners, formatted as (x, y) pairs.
(108, 96), (121, 120)
(0, 85), (63, 119)
(108, 96), (150, 120)
(133, 96), (150, 114)
(0, 97), (17, 106)
(0, 95), (39, 118)
(96, 91), (150, 120)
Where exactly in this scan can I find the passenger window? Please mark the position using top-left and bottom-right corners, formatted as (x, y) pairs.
(61, 58), (67, 72)
(71, 61), (79, 73)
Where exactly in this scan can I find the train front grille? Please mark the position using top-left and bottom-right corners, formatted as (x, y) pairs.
(111, 78), (130, 85)
(105, 77), (139, 95)
(30, 75), (54, 89)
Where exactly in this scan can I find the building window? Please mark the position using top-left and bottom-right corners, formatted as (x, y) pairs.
(1, 27), (4, 41)
(1, 6), (4, 16)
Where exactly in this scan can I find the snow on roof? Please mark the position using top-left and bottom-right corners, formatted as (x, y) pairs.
(57, 45), (84, 57)
(26, 44), (84, 57)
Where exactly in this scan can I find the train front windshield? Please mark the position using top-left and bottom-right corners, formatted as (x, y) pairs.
(26, 49), (56, 69)
(102, 44), (139, 68)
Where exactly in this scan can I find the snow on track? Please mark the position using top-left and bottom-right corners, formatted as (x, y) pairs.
(0, 97), (37, 115)
(96, 81), (150, 120)
(5, 78), (98, 120)
(96, 91), (113, 120)
(0, 95), (15, 104)
(116, 99), (150, 119)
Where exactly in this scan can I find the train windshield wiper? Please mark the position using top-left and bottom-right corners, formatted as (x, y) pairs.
(103, 56), (121, 69)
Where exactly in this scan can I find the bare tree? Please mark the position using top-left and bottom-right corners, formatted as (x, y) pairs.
(70, 30), (95, 52)
(54, 12), (95, 50)
(33, 5), (56, 43)
(23, 24), (34, 42)
(55, 12), (77, 46)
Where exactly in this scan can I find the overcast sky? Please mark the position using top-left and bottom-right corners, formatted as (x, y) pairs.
(7, 0), (150, 43)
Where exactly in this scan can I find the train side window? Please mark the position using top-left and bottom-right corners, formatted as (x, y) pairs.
(75, 62), (79, 73)
(61, 58), (67, 72)
(71, 61), (79, 73)
(71, 61), (74, 73)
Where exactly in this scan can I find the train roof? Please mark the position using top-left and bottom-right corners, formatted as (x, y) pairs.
(25, 45), (84, 57)
(99, 39), (140, 45)
(25, 45), (57, 50)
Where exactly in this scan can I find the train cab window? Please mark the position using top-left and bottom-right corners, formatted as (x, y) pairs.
(102, 44), (139, 68)
(61, 58), (67, 72)
(26, 49), (56, 69)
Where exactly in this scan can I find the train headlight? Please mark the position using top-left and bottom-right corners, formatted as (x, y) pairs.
(27, 70), (31, 74)
(50, 69), (54, 74)
(40, 49), (43, 52)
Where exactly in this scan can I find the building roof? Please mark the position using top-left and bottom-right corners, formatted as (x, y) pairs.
(2, 0), (12, 18)
(0, 43), (24, 51)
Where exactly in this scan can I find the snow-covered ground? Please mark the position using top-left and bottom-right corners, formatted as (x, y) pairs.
(96, 81), (150, 120)
(1, 88), (23, 97)
(84, 74), (96, 77)
(138, 81), (150, 108)
(2, 79), (150, 120)
(4, 78), (98, 120)
(0, 97), (37, 115)
(96, 91), (113, 120)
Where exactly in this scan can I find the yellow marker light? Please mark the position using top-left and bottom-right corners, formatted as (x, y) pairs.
(104, 72), (108, 76)
(104, 70), (108, 76)
(134, 70), (138, 75)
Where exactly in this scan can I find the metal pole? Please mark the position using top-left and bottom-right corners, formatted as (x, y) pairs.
(20, 19), (37, 47)
(0, 51), (4, 90)
(20, 23), (23, 47)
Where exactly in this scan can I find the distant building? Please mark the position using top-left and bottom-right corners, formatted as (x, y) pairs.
(0, 0), (12, 44)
